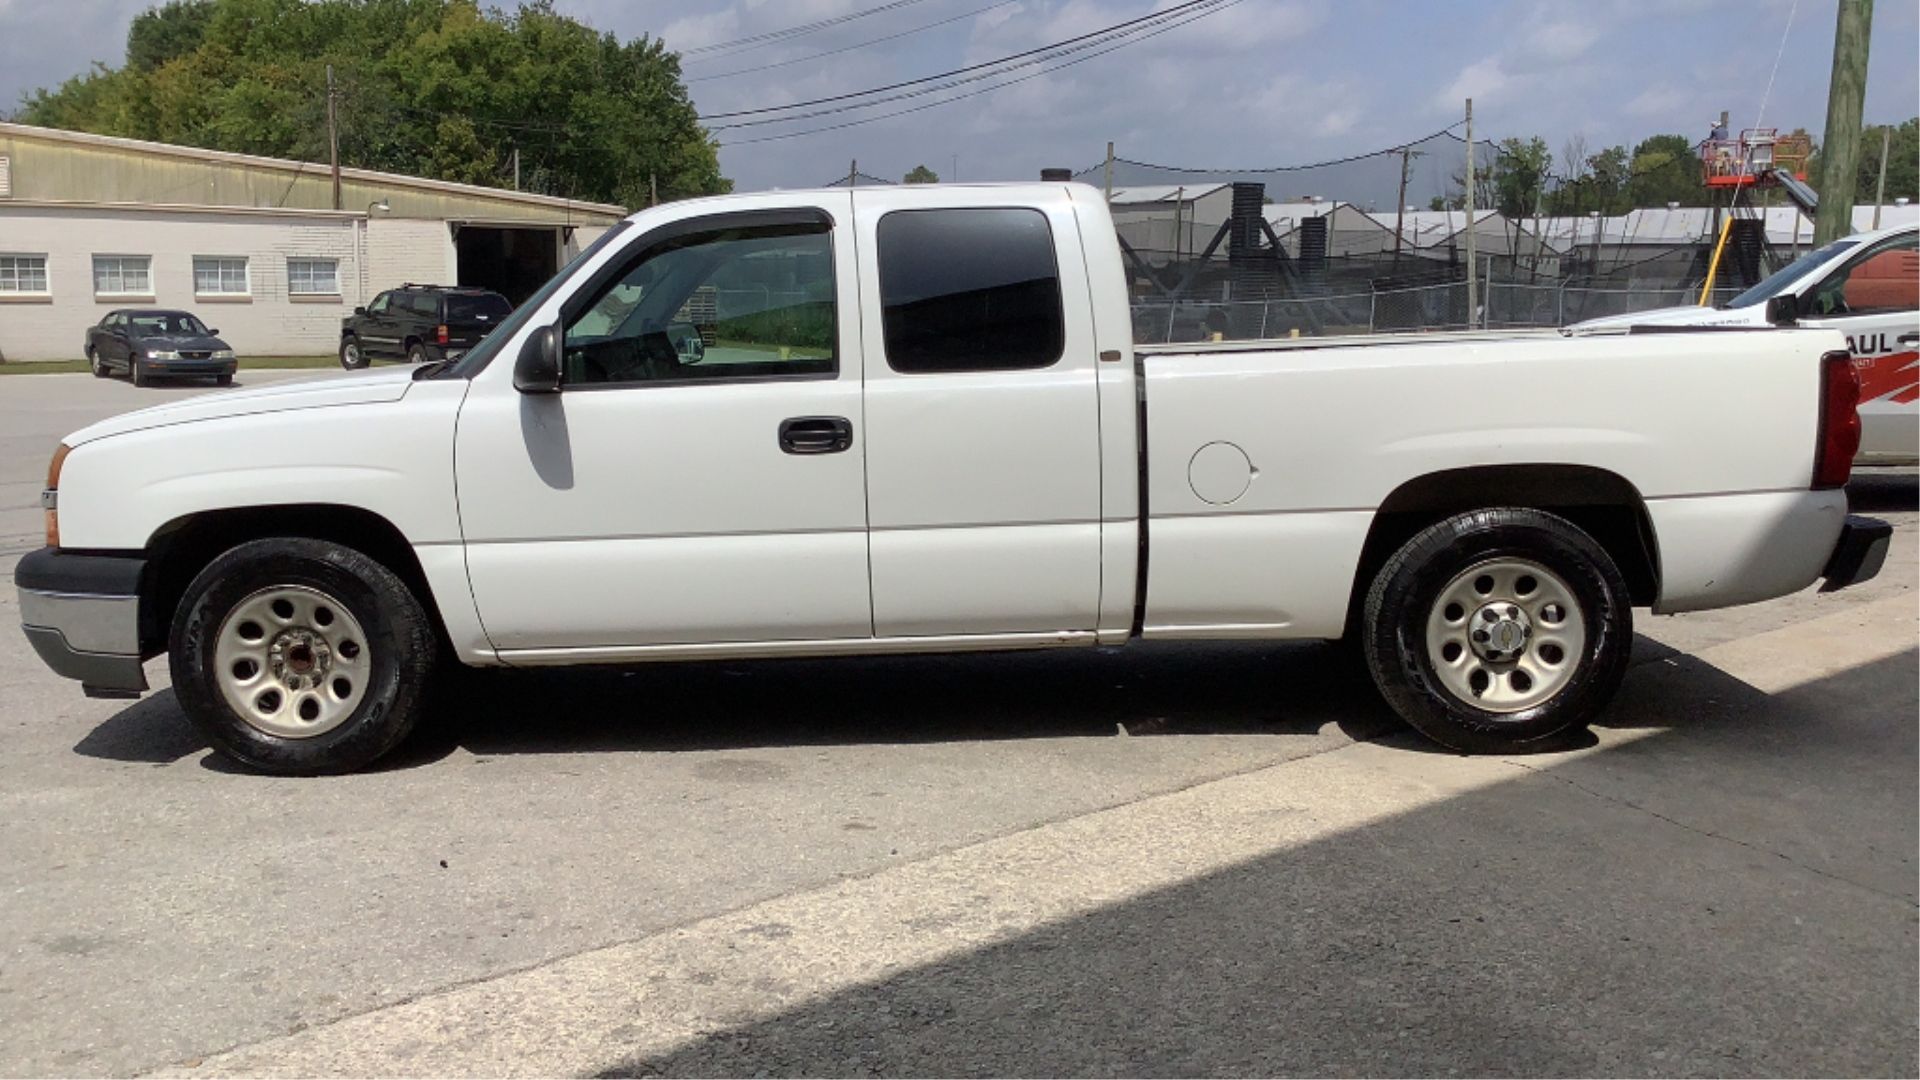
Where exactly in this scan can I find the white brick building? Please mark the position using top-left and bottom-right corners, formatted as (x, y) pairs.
(0, 123), (625, 361)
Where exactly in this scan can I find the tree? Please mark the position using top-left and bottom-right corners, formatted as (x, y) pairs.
(1488, 136), (1550, 219)
(1625, 134), (1706, 208)
(1852, 117), (1919, 203)
(16, 0), (728, 207)
(125, 0), (215, 72)
(902, 164), (939, 184)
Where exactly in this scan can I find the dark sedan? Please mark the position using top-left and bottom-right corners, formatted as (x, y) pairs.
(85, 310), (237, 387)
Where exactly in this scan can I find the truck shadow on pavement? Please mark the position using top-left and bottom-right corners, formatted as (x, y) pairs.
(76, 639), (1413, 771)
(582, 650), (1917, 1079)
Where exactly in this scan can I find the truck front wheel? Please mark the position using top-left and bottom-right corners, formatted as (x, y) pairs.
(168, 538), (436, 775)
(1362, 508), (1632, 753)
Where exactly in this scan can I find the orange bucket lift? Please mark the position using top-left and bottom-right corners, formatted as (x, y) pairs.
(1701, 127), (1812, 189)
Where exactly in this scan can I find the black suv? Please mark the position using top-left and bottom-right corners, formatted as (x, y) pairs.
(339, 284), (512, 369)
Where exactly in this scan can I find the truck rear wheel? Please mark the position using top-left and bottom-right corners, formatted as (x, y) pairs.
(1362, 508), (1632, 753)
(168, 538), (436, 775)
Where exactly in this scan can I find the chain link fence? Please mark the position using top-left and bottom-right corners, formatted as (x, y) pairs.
(1130, 281), (1750, 343)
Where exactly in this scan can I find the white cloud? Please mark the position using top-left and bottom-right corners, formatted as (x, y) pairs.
(1625, 83), (1687, 118)
(1436, 58), (1511, 110)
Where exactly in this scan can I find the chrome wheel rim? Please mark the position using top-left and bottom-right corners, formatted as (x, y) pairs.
(214, 585), (369, 738)
(1424, 558), (1585, 714)
(343, 342), (360, 366)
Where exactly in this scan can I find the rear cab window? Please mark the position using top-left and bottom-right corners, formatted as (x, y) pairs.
(875, 207), (1065, 373)
(447, 294), (512, 324)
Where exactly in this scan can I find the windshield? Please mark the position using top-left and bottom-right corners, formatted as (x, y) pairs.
(445, 221), (633, 379)
(129, 313), (208, 336)
(446, 294), (512, 323)
(1724, 238), (1857, 308)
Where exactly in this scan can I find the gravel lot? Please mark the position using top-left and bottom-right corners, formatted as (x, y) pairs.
(2, 371), (1914, 1077)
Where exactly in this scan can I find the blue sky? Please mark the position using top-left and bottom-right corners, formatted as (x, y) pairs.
(3, 0), (1915, 199)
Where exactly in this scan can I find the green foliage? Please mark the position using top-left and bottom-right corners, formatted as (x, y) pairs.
(17, 0), (728, 207)
(1624, 134), (1706, 208)
(126, 0), (215, 71)
(715, 301), (834, 352)
(1488, 136), (1549, 219)
(1853, 119), (1918, 202)
(902, 164), (939, 184)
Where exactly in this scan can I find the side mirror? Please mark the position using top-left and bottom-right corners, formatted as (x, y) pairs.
(353, 306), (367, 316)
(513, 324), (562, 394)
(206, 328), (220, 336)
(1765, 294), (1798, 325)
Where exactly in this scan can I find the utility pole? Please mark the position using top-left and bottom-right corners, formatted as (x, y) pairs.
(325, 64), (342, 211)
(511, 146), (520, 191)
(1814, 0), (1873, 245)
(1464, 98), (1477, 329)
(1103, 141), (1115, 202)
(649, 173), (658, 207)
(849, 159), (858, 188)
(1393, 147), (1412, 260)
(1871, 124), (1890, 228)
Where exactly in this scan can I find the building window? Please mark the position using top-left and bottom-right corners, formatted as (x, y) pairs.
(0, 254), (49, 294)
(193, 256), (250, 296)
(287, 257), (340, 296)
(92, 255), (152, 296)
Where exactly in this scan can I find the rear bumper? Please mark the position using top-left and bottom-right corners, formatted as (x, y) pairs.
(14, 548), (148, 697)
(1820, 515), (1893, 592)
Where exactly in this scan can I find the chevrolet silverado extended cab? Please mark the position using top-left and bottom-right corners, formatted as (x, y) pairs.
(17, 183), (1892, 774)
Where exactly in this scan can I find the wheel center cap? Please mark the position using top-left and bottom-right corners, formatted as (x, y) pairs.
(270, 630), (332, 689)
(1469, 603), (1532, 661)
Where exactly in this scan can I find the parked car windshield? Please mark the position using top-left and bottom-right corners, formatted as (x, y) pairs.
(1723, 238), (1858, 309)
(128, 312), (209, 336)
(446, 294), (512, 323)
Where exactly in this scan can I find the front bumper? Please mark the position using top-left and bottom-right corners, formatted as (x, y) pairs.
(14, 548), (147, 697)
(1820, 515), (1893, 592)
(141, 359), (236, 377)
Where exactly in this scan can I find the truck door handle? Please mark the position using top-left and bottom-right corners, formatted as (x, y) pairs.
(1898, 333), (1918, 346)
(779, 416), (853, 455)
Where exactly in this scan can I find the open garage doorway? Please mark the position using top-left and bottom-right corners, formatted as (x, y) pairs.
(455, 225), (561, 305)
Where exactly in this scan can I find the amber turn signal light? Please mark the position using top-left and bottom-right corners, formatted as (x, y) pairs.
(43, 443), (69, 548)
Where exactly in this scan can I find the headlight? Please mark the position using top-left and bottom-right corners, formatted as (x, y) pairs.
(146, 349), (180, 360)
(212, 348), (235, 360)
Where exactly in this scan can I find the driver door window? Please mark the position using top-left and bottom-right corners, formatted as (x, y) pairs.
(1807, 234), (1919, 318)
(561, 222), (835, 387)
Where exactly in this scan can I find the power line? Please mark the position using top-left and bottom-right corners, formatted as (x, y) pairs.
(699, 0), (1226, 121)
(716, 0), (1238, 146)
(680, 0), (935, 58)
(688, 0), (1021, 83)
(711, 2), (1226, 132)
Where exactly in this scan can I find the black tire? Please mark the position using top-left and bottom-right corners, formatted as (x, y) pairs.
(406, 341), (429, 366)
(169, 538), (437, 775)
(215, 373), (234, 387)
(87, 346), (106, 378)
(339, 336), (369, 370)
(130, 360), (148, 387)
(1362, 508), (1632, 753)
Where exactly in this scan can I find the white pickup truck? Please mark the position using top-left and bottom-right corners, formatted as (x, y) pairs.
(17, 183), (1892, 774)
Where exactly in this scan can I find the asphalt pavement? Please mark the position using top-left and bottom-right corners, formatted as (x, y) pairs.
(0, 370), (1914, 1077)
